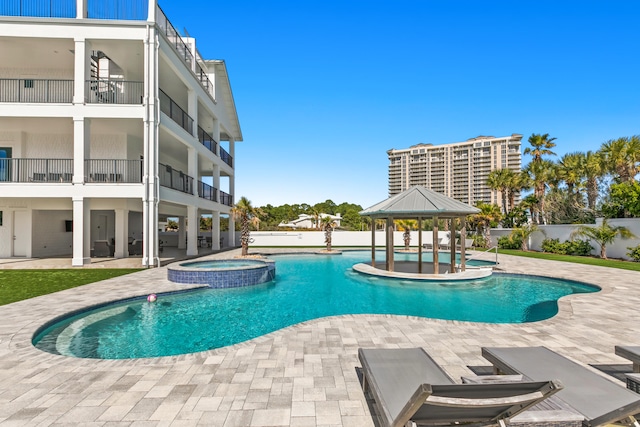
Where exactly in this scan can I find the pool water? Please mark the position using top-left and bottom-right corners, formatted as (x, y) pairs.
(33, 251), (599, 359)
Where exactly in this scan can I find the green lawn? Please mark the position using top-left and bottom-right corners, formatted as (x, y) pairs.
(497, 249), (640, 272)
(0, 269), (142, 306)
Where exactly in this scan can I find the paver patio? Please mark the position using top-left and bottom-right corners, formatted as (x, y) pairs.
(0, 249), (639, 426)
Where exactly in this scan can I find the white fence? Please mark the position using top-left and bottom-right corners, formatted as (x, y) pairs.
(250, 230), (449, 248)
(489, 218), (640, 261)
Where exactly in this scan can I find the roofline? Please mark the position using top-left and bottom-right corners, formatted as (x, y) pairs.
(205, 59), (243, 142)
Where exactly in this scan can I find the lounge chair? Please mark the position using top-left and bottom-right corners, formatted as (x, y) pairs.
(93, 240), (113, 257)
(482, 346), (640, 427)
(615, 345), (640, 373)
(358, 348), (562, 427)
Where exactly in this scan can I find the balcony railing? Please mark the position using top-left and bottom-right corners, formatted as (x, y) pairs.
(0, 0), (75, 17)
(155, 5), (215, 100)
(159, 89), (193, 135)
(159, 163), (193, 194)
(220, 147), (233, 167)
(220, 190), (233, 207)
(197, 126), (217, 155)
(0, 79), (73, 103)
(194, 52), (215, 98)
(86, 80), (144, 104)
(155, 5), (193, 69)
(197, 181), (217, 202)
(0, 158), (73, 183)
(85, 159), (143, 183)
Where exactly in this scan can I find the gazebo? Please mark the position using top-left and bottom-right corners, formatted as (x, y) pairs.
(359, 186), (481, 276)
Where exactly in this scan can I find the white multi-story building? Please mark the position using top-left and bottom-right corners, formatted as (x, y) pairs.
(0, 0), (242, 267)
(388, 134), (522, 207)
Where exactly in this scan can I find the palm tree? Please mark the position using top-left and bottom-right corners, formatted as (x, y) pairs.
(307, 207), (321, 230)
(232, 197), (263, 256)
(509, 223), (542, 251)
(570, 218), (635, 259)
(600, 136), (640, 183)
(524, 159), (555, 224)
(583, 150), (603, 212)
(395, 220), (416, 250)
(320, 215), (337, 252)
(556, 152), (584, 197)
(469, 202), (502, 248)
(524, 133), (557, 162)
(486, 169), (516, 215)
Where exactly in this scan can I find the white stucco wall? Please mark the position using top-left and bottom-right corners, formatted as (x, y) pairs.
(489, 218), (640, 260)
(249, 231), (446, 247)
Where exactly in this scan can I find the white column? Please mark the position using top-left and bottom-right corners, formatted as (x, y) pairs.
(228, 138), (235, 206)
(72, 197), (90, 266)
(177, 216), (186, 249)
(76, 0), (87, 18)
(73, 118), (90, 184)
(147, 0), (157, 21)
(187, 206), (198, 256)
(73, 38), (90, 104)
(228, 215), (235, 247)
(114, 209), (128, 258)
(188, 146), (197, 193)
(142, 23), (159, 268)
(212, 118), (220, 156)
(188, 89), (197, 138)
(212, 211), (220, 250)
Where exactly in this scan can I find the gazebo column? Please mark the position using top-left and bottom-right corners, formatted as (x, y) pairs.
(371, 219), (376, 268)
(433, 216), (439, 274)
(418, 217), (423, 274)
(460, 217), (467, 272)
(450, 218), (456, 273)
(386, 217), (394, 272)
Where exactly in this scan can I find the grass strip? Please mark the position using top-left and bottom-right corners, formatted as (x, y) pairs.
(0, 269), (142, 306)
(497, 249), (640, 272)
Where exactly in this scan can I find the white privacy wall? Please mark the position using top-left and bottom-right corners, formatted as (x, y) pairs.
(250, 231), (446, 247)
(489, 218), (640, 260)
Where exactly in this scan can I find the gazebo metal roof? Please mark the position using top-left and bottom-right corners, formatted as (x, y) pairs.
(360, 186), (480, 218)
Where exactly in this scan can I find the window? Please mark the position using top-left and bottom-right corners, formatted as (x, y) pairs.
(24, 79), (34, 88)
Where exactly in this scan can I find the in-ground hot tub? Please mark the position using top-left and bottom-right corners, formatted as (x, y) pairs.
(168, 259), (276, 288)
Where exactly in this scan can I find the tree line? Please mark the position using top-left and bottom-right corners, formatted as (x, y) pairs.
(485, 133), (640, 227)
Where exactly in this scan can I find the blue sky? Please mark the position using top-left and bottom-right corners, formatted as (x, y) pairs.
(160, 0), (640, 209)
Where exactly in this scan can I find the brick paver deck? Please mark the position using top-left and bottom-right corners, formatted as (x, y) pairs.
(0, 249), (639, 426)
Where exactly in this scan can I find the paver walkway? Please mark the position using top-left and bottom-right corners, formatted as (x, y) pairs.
(0, 249), (639, 426)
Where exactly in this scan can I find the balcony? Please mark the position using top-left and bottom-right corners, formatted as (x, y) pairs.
(159, 89), (193, 135)
(220, 147), (233, 167)
(197, 126), (217, 155)
(0, 158), (73, 182)
(86, 80), (144, 104)
(220, 190), (233, 206)
(197, 180), (217, 202)
(85, 159), (143, 183)
(159, 163), (193, 194)
(155, 5), (215, 100)
(0, 79), (73, 103)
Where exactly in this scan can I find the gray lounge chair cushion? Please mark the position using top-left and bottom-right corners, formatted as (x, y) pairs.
(359, 348), (562, 427)
(482, 346), (640, 427)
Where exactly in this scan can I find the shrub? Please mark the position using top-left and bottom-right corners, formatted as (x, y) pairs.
(498, 234), (523, 250)
(628, 245), (640, 262)
(567, 239), (593, 256)
(541, 238), (593, 256)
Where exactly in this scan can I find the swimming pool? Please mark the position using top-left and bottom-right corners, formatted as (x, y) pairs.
(33, 251), (599, 359)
